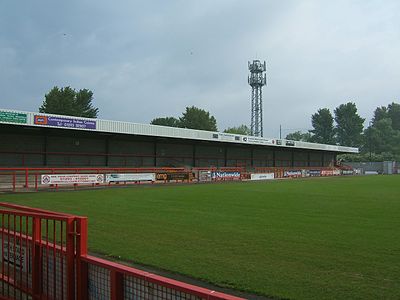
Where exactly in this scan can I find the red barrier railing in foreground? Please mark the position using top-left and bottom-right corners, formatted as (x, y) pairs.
(0, 202), (245, 300)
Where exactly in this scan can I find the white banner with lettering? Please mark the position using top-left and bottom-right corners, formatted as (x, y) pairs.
(250, 173), (275, 180)
(105, 173), (156, 182)
(41, 174), (104, 185)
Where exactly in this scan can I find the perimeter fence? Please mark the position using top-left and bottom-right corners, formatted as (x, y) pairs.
(0, 165), (354, 193)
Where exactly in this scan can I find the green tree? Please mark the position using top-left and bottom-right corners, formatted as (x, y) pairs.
(367, 118), (400, 154)
(334, 102), (365, 147)
(309, 108), (335, 144)
(39, 86), (98, 118)
(285, 131), (312, 142)
(224, 125), (250, 135)
(387, 102), (400, 130)
(179, 106), (218, 131)
(372, 106), (389, 125)
(150, 117), (181, 127)
(74, 89), (98, 118)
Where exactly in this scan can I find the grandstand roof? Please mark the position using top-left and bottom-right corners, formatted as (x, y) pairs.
(0, 108), (358, 153)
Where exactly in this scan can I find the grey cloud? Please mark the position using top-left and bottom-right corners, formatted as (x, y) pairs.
(1, 0), (399, 137)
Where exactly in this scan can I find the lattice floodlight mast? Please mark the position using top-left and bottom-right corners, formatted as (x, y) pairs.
(248, 60), (266, 137)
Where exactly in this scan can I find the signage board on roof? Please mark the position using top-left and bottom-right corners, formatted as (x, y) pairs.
(34, 115), (96, 130)
(0, 111), (27, 124)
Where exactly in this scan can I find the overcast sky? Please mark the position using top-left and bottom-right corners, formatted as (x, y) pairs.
(1, 0), (399, 137)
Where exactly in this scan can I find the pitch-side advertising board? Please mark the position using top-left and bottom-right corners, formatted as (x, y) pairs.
(105, 173), (155, 182)
(41, 174), (104, 185)
(211, 171), (241, 180)
(250, 173), (275, 180)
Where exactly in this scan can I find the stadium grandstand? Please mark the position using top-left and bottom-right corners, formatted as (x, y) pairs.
(0, 108), (358, 191)
(0, 108), (357, 168)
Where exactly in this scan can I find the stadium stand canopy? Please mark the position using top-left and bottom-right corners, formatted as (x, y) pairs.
(0, 108), (358, 168)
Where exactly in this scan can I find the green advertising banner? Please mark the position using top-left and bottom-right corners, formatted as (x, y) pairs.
(0, 111), (27, 124)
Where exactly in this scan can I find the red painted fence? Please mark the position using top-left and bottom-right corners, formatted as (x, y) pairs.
(0, 202), (244, 300)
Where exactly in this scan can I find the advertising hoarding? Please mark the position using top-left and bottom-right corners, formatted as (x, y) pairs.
(307, 170), (321, 177)
(199, 171), (212, 182)
(211, 171), (241, 180)
(284, 170), (302, 177)
(156, 173), (191, 181)
(34, 115), (96, 130)
(41, 174), (104, 185)
(321, 170), (334, 176)
(342, 170), (354, 175)
(250, 173), (274, 180)
(0, 111), (27, 124)
(105, 173), (155, 182)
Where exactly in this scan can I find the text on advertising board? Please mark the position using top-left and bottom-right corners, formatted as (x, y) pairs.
(211, 171), (241, 180)
(156, 173), (191, 181)
(0, 111), (27, 124)
(34, 115), (96, 130)
(41, 174), (104, 185)
(105, 173), (155, 182)
(284, 170), (302, 177)
(250, 173), (275, 180)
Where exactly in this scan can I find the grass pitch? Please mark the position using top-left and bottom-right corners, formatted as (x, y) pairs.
(1, 176), (399, 299)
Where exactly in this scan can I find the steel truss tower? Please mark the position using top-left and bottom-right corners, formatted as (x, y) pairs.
(248, 60), (266, 137)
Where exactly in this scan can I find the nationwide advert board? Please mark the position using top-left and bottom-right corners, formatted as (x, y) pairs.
(34, 115), (96, 130)
(0, 111), (27, 124)
(284, 170), (302, 178)
(105, 173), (155, 182)
(41, 174), (104, 185)
(211, 171), (241, 180)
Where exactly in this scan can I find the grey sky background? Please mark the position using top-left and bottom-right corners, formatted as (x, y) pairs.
(1, 0), (399, 138)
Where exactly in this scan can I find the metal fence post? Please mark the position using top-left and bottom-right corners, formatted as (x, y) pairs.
(66, 217), (76, 300)
(76, 217), (88, 300)
(32, 217), (42, 300)
(110, 270), (124, 300)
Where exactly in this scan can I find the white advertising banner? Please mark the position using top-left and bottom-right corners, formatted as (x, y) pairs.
(41, 174), (104, 185)
(211, 171), (241, 180)
(250, 173), (275, 181)
(284, 170), (302, 177)
(105, 173), (156, 182)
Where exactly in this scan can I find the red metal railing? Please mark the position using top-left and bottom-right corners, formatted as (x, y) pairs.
(0, 165), (347, 193)
(0, 167), (189, 192)
(0, 202), (244, 300)
(0, 203), (78, 300)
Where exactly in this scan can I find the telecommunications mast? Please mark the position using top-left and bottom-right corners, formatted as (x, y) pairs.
(248, 60), (266, 137)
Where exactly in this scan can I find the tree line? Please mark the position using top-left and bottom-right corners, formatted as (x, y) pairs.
(150, 107), (251, 134)
(38, 86), (248, 134)
(38, 86), (399, 161)
(285, 102), (400, 161)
